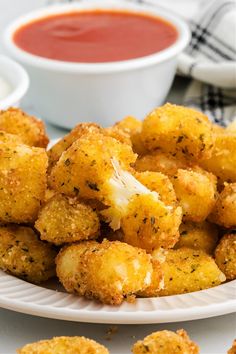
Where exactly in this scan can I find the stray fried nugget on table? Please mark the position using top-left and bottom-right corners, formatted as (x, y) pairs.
(47, 123), (101, 172)
(56, 240), (154, 305)
(153, 248), (225, 296)
(0, 225), (56, 283)
(134, 151), (189, 177)
(175, 221), (219, 254)
(0, 138), (48, 224)
(0, 107), (49, 148)
(132, 329), (199, 354)
(49, 132), (136, 203)
(200, 132), (236, 184)
(35, 194), (100, 245)
(134, 171), (177, 206)
(228, 339), (236, 354)
(172, 167), (217, 222)
(209, 183), (236, 228)
(215, 233), (236, 280)
(17, 336), (109, 354)
(142, 103), (215, 161)
(112, 116), (147, 155)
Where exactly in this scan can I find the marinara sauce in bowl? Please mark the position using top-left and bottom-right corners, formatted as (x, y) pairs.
(4, 1), (190, 128)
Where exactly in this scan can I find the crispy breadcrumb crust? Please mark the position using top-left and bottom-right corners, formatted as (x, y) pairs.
(132, 329), (199, 354)
(0, 107), (49, 148)
(215, 233), (236, 280)
(35, 194), (100, 245)
(0, 225), (56, 283)
(17, 336), (109, 354)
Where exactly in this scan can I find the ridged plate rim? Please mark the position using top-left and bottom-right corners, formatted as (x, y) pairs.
(0, 271), (235, 324)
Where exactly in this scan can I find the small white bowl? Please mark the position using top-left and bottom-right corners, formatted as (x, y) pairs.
(0, 55), (29, 110)
(4, 0), (190, 128)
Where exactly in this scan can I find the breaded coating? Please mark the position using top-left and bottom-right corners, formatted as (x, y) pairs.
(153, 248), (226, 296)
(134, 171), (177, 206)
(47, 123), (101, 172)
(17, 336), (109, 354)
(175, 221), (219, 254)
(49, 132), (136, 203)
(132, 329), (199, 354)
(172, 167), (217, 222)
(0, 226), (56, 283)
(113, 116), (147, 155)
(0, 130), (23, 144)
(35, 194), (100, 245)
(209, 183), (236, 228)
(120, 194), (182, 252)
(134, 151), (189, 177)
(105, 126), (132, 146)
(0, 107), (49, 148)
(56, 240), (154, 305)
(201, 132), (236, 184)
(0, 139), (48, 224)
(142, 103), (214, 160)
(138, 253), (164, 297)
(215, 233), (236, 280)
(228, 339), (236, 354)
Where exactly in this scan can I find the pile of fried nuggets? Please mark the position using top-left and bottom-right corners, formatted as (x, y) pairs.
(0, 104), (236, 307)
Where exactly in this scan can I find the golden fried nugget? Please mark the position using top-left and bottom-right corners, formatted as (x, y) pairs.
(0, 226), (56, 283)
(35, 194), (100, 245)
(113, 116), (147, 155)
(17, 336), (109, 354)
(209, 183), (236, 228)
(201, 132), (236, 184)
(153, 248), (225, 296)
(0, 130), (23, 144)
(105, 126), (132, 146)
(172, 167), (217, 222)
(120, 194), (182, 252)
(47, 123), (101, 172)
(134, 151), (189, 177)
(134, 171), (177, 206)
(49, 132), (136, 203)
(228, 339), (236, 354)
(142, 103), (215, 160)
(215, 233), (236, 280)
(0, 139), (48, 223)
(132, 329), (199, 354)
(56, 240), (153, 305)
(175, 221), (219, 254)
(137, 255), (164, 297)
(0, 107), (48, 148)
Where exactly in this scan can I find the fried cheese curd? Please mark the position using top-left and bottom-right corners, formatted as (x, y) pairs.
(134, 151), (189, 177)
(215, 233), (236, 280)
(0, 107), (48, 148)
(17, 336), (109, 354)
(132, 329), (199, 354)
(56, 240), (156, 305)
(175, 221), (219, 254)
(47, 123), (101, 172)
(209, 183), (236, 228)
(50, 132), (182, 251)
(200, 130), (236, 184)
(171, 167), (217, 222)
(35, 194), (100, 245)
(0, 225), (56, 283)
(0, 135), (48, 224)
(153, 248), (225, 296)
(112, 116), (147, 155)
(142, 103), (215, 161)
(228, 339), (236, 354)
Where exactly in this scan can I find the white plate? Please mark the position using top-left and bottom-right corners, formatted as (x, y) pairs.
(0, 270), (235, 324)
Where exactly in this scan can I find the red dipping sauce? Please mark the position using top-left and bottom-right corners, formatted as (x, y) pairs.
(13, 10), (178, 63)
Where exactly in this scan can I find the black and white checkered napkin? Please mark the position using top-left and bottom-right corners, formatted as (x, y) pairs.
(132, 0), (236, 125)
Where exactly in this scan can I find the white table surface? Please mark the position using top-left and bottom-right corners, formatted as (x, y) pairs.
(0, 77), (235, 354)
